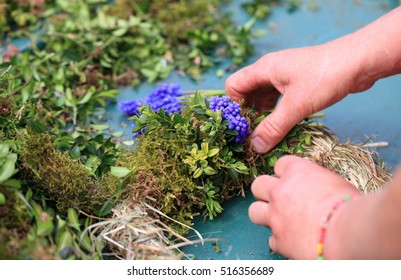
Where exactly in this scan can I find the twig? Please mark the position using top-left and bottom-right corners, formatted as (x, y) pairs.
(362, 141), (389, 148)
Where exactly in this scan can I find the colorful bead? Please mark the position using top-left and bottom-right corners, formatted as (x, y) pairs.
(316, 243), (324, 255)
(316, 195), (354, 260)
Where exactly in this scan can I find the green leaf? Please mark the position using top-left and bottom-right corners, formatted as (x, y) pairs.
(203, 166), (216, 175)
(56, 230), (73, 252)
(173, 114), (185, 124)
(80, 230), (93, 252)
(191, 107), (206, 115)
(216, 69), (225, 78)
(97, 89), (120, 99)
(94, 201), (113, 217)
(113, 28), (127, 37)
(110, 166), (131, 178)
(0, 192), (5, 205)
(213, 200), (223, 213)
(304, 135), (312, 145)
(68, 208), (80, 231)
(193, 167), (203, 178)
(111, 131), (124, 138)
(1, 179), (21, 189)
(230, 143), (243, 153)
(27, 119), (48, 133)
(201, 142), (209, 153)
(56, 215), (67, 231)
(70, 146), (81, 159)
(0, 154), (17, 184)
(267, 155), (278, 167)
(207, 148), (219, 157)
(37, 217), (54, 237)
(140, 68), (156, 78)
(254, 114), (266, 125)
(225, 129), (239, 136)
(250, 166), (258, 177)
(91, 124), (109, 131)
(122, 141), (135, 146)
(77, 91), (95, 105)
(65, 88), (76, 107)
(228, 168), (238, 180)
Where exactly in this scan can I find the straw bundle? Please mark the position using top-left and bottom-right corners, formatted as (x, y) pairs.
(298, 125), (391, 194)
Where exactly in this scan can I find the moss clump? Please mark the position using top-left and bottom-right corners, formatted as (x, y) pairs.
(115, 134), (204, 232)
(19, 131), (113, 213)
(146, 0), (218, 42)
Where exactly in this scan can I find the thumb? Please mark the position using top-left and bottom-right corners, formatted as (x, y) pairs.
(250, 96), (306, 153)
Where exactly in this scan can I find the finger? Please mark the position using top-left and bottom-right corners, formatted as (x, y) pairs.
(225, 62), (275, 101)
(273, 155), (304, 177)
(251, 175), (279, 202)
(250, 95), (307, 153)
(268, 236), (278, 253)
(248, 201), (270, 227)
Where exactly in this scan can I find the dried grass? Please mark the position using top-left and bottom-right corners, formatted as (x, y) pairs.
(87, 198), (217, 260)
(298, 125), (391, 193)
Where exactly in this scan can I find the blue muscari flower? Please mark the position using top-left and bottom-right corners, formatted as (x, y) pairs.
(119, 83), (184, 137)
(119, 99), (142, 116)
(209, 96), (251, 143)
(119, 83), (184, 116)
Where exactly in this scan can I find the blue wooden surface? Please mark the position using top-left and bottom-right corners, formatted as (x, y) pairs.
(5, 0), (401, 260)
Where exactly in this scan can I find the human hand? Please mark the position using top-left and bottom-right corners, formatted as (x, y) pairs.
(249, 155), (361, 259)
(226, 36), (375, 153)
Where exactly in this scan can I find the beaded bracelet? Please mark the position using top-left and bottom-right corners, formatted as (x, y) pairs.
(316, 195), (353, 260)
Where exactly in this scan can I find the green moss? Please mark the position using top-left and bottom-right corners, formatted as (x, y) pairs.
(146, 0), (218, 42)
(115, 133), (204, 233)
(19, 131), (113, 214)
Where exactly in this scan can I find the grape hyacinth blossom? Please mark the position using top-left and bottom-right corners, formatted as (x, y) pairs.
(119, 83), (184, 116)
(209, 96), (251, 143)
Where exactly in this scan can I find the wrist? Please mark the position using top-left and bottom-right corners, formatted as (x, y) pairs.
(347, 7), (401, 91)
(317, 193), (362, 259)
(316, 33), (371, 97)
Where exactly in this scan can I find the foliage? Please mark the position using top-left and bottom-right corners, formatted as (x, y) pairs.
(0, 0), (55, 38)
(3, 0), (257, 84)
(1, 52), (120, 128)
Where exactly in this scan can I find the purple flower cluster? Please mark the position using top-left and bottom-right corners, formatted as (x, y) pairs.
(119, 83), (183, 116)
(209, 96), (251, 143)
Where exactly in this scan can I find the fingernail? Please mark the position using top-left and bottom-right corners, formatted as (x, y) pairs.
(251, 136), (269, 153)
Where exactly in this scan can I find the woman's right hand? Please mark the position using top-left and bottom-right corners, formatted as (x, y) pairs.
(225, 34), (375, 153)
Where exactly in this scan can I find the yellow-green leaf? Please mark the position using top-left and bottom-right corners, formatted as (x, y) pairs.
(110, 166), (131, 178)
(207, 148), (219, 157)
(193, 167), (203, 178)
